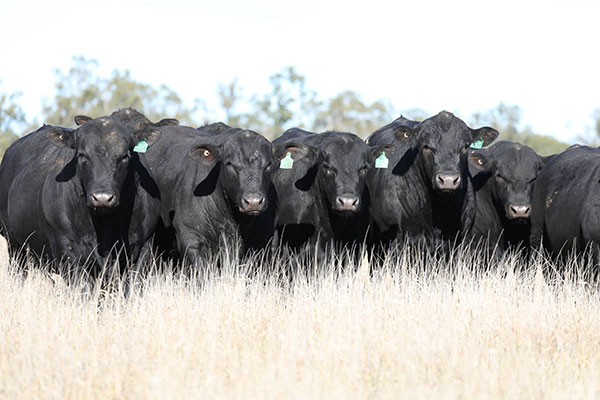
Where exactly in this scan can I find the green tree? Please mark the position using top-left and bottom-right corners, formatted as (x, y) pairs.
(43, 56), (198, 126)
(312, 91), (393, 138)
(0, 82), (27, 158)
(470, 102), (568, 156)
(245, 67), (321, 139)
(217, 79), (243, 127)
(471, 103), (525, 143)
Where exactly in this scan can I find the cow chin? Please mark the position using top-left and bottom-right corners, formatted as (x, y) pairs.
(241, 210), (263, 217)
(332, 208), (359, 218)
(507, 216), (530, 225)
(88, 203), (119, 215)
(434, 187), (458, 197)
(238, 207), (265, 217)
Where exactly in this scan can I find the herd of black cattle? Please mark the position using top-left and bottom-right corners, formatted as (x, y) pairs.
(0, 108), (597, 275)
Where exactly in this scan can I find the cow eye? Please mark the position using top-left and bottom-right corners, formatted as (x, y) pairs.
(322, 165), (335, 176)
(264, 162), (273, 172)
(422, 145), (436, 154)
(198, 148), (213, 160)
(496, 174), (507, 183)
(118, 154), (129, 164)
(359, 166), (368, 176)
(77, 153), (90, 163)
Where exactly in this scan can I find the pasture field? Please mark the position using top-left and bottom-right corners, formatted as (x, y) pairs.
(0, 238), (598, 399)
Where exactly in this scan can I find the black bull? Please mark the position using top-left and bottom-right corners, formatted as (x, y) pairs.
(0, 116), (162, 271)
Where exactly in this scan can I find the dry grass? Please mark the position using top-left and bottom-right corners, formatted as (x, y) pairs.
(0, 238), (598, 399)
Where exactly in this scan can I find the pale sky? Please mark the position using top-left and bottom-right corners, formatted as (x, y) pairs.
(1, 0), (599, 142)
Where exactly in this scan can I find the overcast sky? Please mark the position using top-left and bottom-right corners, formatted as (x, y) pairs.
(1, 0), (599, 142)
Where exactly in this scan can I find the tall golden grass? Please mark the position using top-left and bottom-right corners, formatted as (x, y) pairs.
(0, 238), (598, 399)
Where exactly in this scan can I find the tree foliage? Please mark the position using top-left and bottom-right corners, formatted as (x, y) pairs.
(42, 56), (197, 126)
(470, 102), (568, 156)
(217, 79), (243, 127)
(0, 82), (27, 157)
(0, 59), (580, 160)
(242, 67), (320, 139)
(312, 91), (393, 138)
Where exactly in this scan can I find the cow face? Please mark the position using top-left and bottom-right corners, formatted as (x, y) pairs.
(46, 116), (160, 212)
(189, 130), (273, 216)
(394, 111), (498, 194)
(470, 142), (544, 221)
(276, 134), (394, 215)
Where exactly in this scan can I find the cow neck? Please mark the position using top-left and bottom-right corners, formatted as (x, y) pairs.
(471, 171), (501, 228)
(313, 177), (334, 236)
(428, 176), (469, 240)
(489, 182), (509, 227)
(218, 181), (238, 223)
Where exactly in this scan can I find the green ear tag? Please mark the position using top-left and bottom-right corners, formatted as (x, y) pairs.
(470, 139), (484, 149)
(375, 152), (389, 169)
(280, 152), (294, 169)
(133, 140), (148, 153)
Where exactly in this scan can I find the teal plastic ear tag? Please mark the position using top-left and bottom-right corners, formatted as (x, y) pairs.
(470, 139), (484, 149)
(133, 140), (148, 153)
(280, 152), (294, 169)
(375, 152), (389, 169)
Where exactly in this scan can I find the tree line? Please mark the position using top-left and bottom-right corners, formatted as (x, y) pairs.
(0, 56), (590, 158)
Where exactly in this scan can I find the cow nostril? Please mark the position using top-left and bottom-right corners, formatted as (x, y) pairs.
(91, 193), (115, 207)
(336, 196), (359, 211)
(242, 196), (265, 211)
(436, 174), (460, 190)
(509, 204), (531, 218)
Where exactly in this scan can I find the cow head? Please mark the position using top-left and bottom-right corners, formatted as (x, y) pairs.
(274, 133), (394, 216)
(470, 142), (544, 222)
(391, 111), (498, 194)
(79, 108), (180, 129)
(46, 116), (160, 212)
(188, 129), (273, 216)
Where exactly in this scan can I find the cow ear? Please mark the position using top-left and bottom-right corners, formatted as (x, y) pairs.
(156, 118), (179, 127)
(188, 144), (221, 164)
(74, 115), (92, 126)
(135, 128), (162, 146)
(368, 145), (396, 165)
(273, 144), (316, 166)
(471, 126), (499, 147)
(46, 127), (75, 148)
(469, 151), (491, 172)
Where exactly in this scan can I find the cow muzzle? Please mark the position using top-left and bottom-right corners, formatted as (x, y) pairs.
(89, 192), (119, 210)
(507, 204), (531, 219)
(435, 173), (461, 191)
(335, 195), (360, 213)
(240, 195), (266, 215)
